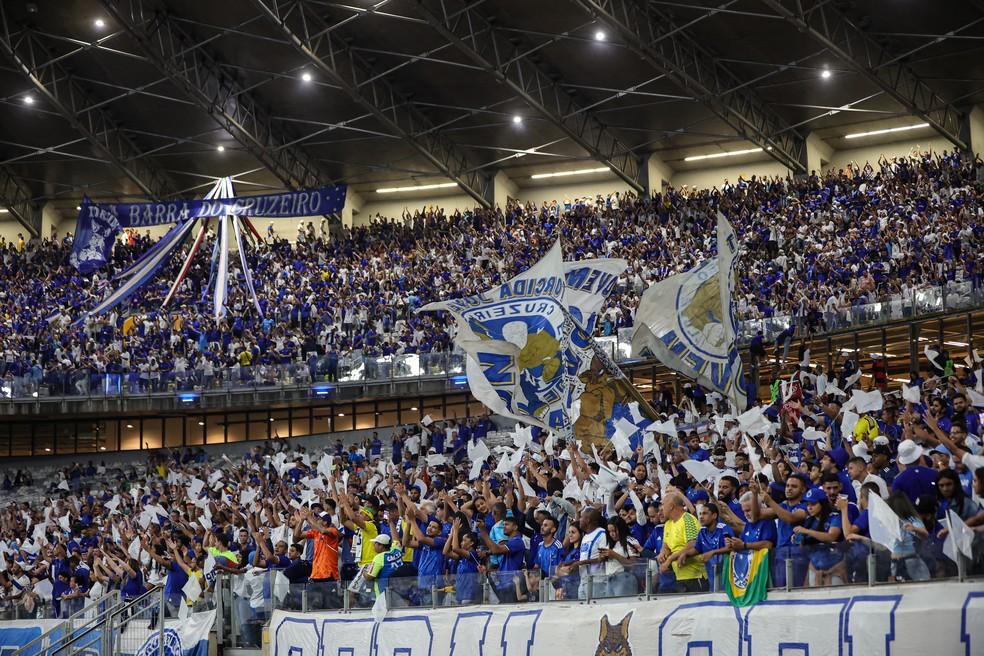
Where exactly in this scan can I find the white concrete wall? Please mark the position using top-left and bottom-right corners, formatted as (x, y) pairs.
(823, 135), (954, 172)
(671, 159), (793, 189)
(357, 192), (480, 226)
(514, 175), (634, 206)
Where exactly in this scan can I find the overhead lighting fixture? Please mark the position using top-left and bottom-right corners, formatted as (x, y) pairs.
(0, 209), (8, 214)
(338, 412), (345, 417)
(594, 30), (606, 41)
(100, 446), (107, 451)
(216, 145), (225, 152)
(844, 123), (929, 140)
(376, 182), (458, 194)
(126, 424), (134, 429)
(44, 448), (51, 452)
(197, 421), (205, 426)
(301, 72), (312, 83)
(944, 340), (969, 347)
(269, 417), (275, 422)
(22, 96), (34, 105)
(820, 68), (831, 79)
(684, 147), (767, 162)
(76, 205), (82, 210)
(94, 18), (106, 29)
(410, 406), (418, 411)
(530, 166), (610, 180)
(512, 115), (523, 124)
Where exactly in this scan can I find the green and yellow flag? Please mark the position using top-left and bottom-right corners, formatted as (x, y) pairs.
(721, 548), (770, 607)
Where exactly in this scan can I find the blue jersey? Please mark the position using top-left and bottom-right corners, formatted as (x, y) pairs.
(892, 466), (938, 503)
(776, 501), (807, 547)
(695, 522), (734, 582)
(500, 536), (527, 573)
(417, 537), (447, 589)
(535, 540), (563, 577)
(741, 518), (778, 548)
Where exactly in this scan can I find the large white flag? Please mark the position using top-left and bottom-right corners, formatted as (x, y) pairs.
(421, 241), (591, 431)
(868, 494), (904, 551)
(632, 213), (747, 409)
(943, 509), (975, 563)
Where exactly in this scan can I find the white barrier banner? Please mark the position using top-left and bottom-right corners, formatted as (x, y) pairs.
(271, 581), (984, 656)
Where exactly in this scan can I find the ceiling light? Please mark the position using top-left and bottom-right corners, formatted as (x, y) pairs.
(301, 72), (312, 83)
(512, 115), (522, 124)
(198, 421), (205, 426)
(338, 412), (345, 417)
(410, 406), (418, 411)
(94, 18), (106, 29)
(844, 123), (929, 140)
(269, 417), (275, 422)
(376, 182), (458, 194)
(100, 446), (107, 451)
(216, 145), (225, 152)
(0, 209), (8, 214)
(126, 424), (134, 429)
(594, 30), (606, 41)
(944, 340), (969, 347)
(44, 448), (51, 452)
(530, 166), (610, 180)
(820, 68), (831, 79)
(23, 96), (34, 105)
(684, 147), (767, 162)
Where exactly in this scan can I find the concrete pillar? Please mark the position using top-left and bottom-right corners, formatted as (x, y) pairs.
(492, 170), (518, 210)
(964, 105), (984, 158)
(642, 153), (674, 196)
(805, 133), (833, 175)
(341, 189), (364, 228)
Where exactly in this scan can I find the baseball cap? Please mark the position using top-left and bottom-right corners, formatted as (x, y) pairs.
(803, 487), (826, 504)
(871, 443), (892, 457)
(370, 534), (392, 546)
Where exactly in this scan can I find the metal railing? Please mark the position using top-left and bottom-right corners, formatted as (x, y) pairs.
(1, 281), (981, 406)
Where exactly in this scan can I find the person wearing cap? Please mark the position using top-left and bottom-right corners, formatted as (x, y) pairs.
(891, 438), (938, 503)
(793, 487), (846, 587)
(755, 472), (809, 588)
(870, 442), (898, 486)
(477, 513), (526, 602)
(338, 491), (380, 568)
(297, 507), (340, 608)
(364, 533), (402, 597)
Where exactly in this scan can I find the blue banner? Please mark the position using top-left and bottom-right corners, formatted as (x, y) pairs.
(69, 185), (347, 274)
(83, 186), (347, 228)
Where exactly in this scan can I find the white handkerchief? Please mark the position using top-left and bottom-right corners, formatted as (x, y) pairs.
(187, 478), (205, 498)
(901, 383), (921, 404)
(849, 389), (883, 414)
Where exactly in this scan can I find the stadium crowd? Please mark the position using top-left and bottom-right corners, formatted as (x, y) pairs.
(1, 350), (983, 633)
(0, 148), (982, 395)
(0, 148), (982, 634)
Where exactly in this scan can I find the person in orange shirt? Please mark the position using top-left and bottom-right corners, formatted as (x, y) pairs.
(296, 506), (340, 609)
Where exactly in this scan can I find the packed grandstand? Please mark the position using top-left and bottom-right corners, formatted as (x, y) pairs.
(1, 150), (983, 641)
(1, 149), (982, 398)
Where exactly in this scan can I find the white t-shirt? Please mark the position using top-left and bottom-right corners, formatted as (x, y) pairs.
(579, 527), (608, 581)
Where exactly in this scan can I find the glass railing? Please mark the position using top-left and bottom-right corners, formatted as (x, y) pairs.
(211, 538), (980, 645)
(1, 282), (981, 403)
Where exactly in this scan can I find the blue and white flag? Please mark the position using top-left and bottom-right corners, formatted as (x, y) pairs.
(632, 213), (748, 410)
(421, 241), (592, 431)
(129, 609), (215, 656)
(69, 196), (122, 275)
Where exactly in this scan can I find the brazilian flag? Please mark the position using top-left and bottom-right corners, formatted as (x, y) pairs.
(721, 548), (770, 607)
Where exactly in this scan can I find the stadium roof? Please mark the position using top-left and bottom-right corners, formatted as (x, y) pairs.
(1, 0), (983, 232)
